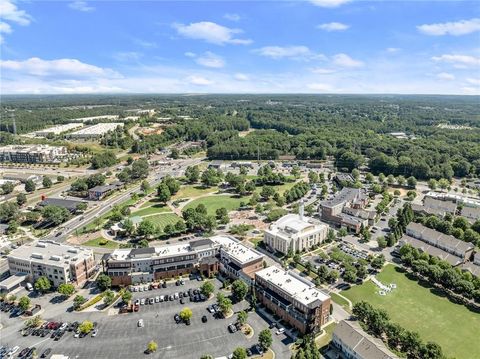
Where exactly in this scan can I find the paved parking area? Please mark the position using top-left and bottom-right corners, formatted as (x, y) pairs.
(1, 278), (292, 359)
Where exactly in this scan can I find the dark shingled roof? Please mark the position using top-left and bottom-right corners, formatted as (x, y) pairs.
(190, 239), (214, 249)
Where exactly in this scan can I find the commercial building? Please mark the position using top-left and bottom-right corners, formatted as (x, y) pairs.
(334, 173), (355, 187)
(29, 123), (84, 137)
(320, 187), (371, 233)
(210, 235), (264, 284)
(68, 122), (124, 139)
(254, 266), (331, 334)
(7, 241), (95, 288)
(0, 145), (68, 164)
(104, 239), (219, 285)
(400, 222), (475, 266)
(69, 115), (119, 122)
(332, 320), (400, 359)
(264, 204), (328, 254)
(88, 182), (123, 200)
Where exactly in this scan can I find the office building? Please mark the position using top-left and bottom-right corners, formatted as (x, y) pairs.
(0, 145), (68, 164)
(254, 266), (331, 334)
(7, 241), (95, 288)
(264, 204), (328, 254)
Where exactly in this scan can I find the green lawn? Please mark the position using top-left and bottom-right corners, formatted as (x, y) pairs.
(183, 194), (246, 215)
(342, 264), (480, 359)
(140, 198), (164, 208)
(83, 237), (119, 249)
(173, 185), (218, 200)
(131, 204), (171, 217)
(142, 213), (181, 229)
(248, 237), (263, 248)
(315, 322), (337, 350)
(254, 181), (297, 196)
(330, 293), (351, 312)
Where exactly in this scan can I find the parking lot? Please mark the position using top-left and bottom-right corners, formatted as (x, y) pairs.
(1, 278), (292, 359)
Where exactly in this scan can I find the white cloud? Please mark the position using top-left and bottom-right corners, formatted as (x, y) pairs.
(187, 75), (213, 86)
(461, 86), (480, 95)
(133, 38), (157, 48)
(311, 68), (336, 74)
(224, 13), (241, 22)
(317, 22), (350, 32)
(309, 0), (351, 8)
(386, 47), (401, 53)
(184, 52), (196, 58)
(173, 21), (252, 45)
(0, 21), (12, 44)
(0, 57), (120, 78)
(0, 0), (31, 25)
(332, 53), (364, 68)
(234, 73), (249, 81)
(195, 52), (225, 68)
(114, 52), (142, 62)
(254, 46), (323, 60)
(436, 72), (455, 80)
(69, 1), (95, 12)
(466, 78), (480, 85)
(432, 54), (480, 67)
(307, 83), (334, 92)
(417, 18), (480, 36)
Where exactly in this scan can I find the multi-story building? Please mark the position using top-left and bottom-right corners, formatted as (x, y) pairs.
(254, 266), (330, 334)
(0, 145), (68, 164)
(210, 235), (264, 284)
(104, 239), (219, 286)
(320, 187), (371, 233)
(7, 241), (96, 288)
(264, 204), (328, 254)
(332, 320), (400, 359)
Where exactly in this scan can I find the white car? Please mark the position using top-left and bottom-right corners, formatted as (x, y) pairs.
(91, 329), (98, 337)
(60, 322), (68, 330)
(139, 287), (143, 292)
(74, 331), (80, 338)
(132, 287), (138, 292)
(155, 296), (160, 303)
(137, 319), (144, 327)
(8, 346), (19, 356)
(276, 327), (285, 335)
(134, 299), (140, 306)
(159, 295), (164, 302)
(174, 292), (179, 299)
(140, 298), (146, 305)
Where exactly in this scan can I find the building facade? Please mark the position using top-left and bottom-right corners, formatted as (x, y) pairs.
(264, 205), (328, 254)
(254, 266), (330, 334)
(0, 145), (68, 164)
(104, 239), (219, 286)
(7, 241), (96, 288)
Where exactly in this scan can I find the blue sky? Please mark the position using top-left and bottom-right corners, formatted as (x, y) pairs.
(1, 0), (479, 94)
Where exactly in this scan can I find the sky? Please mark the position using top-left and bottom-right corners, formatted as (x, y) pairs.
(0, 0), (479, 95)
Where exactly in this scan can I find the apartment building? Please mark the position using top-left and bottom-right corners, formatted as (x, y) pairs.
(210, 235), (265, 284)
(104, 239), (219, 285)
(264, 204), (328, 254)
(332, 320), (400, 359)
(254, 266), (330, 334)
(411, 196), (457, 217)
(320, 187), (371, 233)
(0, 144), (68, 164)
(7, 241), (96, 288)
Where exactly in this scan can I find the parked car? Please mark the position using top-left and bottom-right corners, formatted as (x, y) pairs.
(149, 298), (154, 305)
(276, 327), (285, 335)
(91, 329), (98, 337)
(155, 296), (160, 303)
(18, 348), (30, 357)
(174, 314), (181, 324)
(228, 324), (237, 333)
(180, 298), (185, 304)
(201, 315), (208, 323)
(137, 319), (144, 327)
(40, 348), (51, 358)
(140, 298), (145, 305)
(8, 346), (19, 356)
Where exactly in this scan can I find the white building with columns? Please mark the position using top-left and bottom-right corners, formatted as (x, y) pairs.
(263, 203), (329, 254)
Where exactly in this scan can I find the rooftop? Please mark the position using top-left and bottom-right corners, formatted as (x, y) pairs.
(400, 235), (463, 266)
(255, 266), (330, 307)
(8, 241), (93, 265)
(39, 198), (84, 211)
(210, 235), (264, 265)
(333, 320), (400, 359)
(267, 213), (326, 240)
(322, 187), (366, 208)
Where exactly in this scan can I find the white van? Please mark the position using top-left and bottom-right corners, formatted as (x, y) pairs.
(26, 283), (33, 291)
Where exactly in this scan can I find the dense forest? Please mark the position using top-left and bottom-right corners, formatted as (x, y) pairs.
(1, 94), (479, 180)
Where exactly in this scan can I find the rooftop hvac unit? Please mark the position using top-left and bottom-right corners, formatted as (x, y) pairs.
(31, 253), (44, 259)
(50, 255), (61, 261)
(36, 242), (47, 248)
(67, 249), (79, 254)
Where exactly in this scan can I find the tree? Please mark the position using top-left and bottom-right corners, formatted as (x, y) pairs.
(25, 179), (36, 193)
(260, 186), (275, 200)
(76, 202), (88, 212)
(96, 273), (112, 291)
(258, 329), (272, 350)
(0, 202), (19, 222)
(200, 280), (215, 297)
(179, 307), (193, 321)
(7, 220), (18, 234)
(201, 168), (221, 187)
(147, 340), (158, 353)
(78, 320), (94, 333)
(141, 180), (151, 194)
(121, 290), (132, 303)
(73, 295), (87, 310)
(216, 207), (228, 219)
(343, 267), (358, 283)
(170, 148), (180, 159)
(41, 205), (71, 226)
(291, 166), (301, 179)
(232, 347), (247, 359)
(175, 220), (187, 233)
(16, 193), (27, 206)
(185, 165), (200, 183)
(1, 182), (14, 194)
(407, 176), (417, 188)
(231, 279), (249, 302)
(91, 151), (117, 169)
(216, 292), (232, 314)
(137, 219), (156, 238)
(157, 183), (171, 203)
(25, 315), (43, 328)
(57, 283), (75, 297)
(34, 276), (51, 293)
(18, 296), (30, 310)
(428, 179), (437, 190)
(57, 175), (65, 182)
(308, 171), (319, 184)
(237, 310), (248, 326)
(438, 178), (450, 191)
(365, 173), (374, 183)
(42, 176), (53, 188)
(377, 236), (387, 249)
(103, 289), (115, 306)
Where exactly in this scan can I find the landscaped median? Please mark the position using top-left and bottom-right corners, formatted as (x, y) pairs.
(77, 292), (105, 311)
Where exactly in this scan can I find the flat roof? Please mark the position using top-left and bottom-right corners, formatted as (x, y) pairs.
(8, 241), (92, 265)
(255, 266), (329, 307)
(322, 187), (366, 208)
(210, 235), (263, 265)
(0, 273), (28, 290)
(267, 214), (327, 240)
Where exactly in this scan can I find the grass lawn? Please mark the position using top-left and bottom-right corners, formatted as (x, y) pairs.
(342, 264), (480, 359)
(131, 204), (171, 217)
(330, 293), (351, 312)
(173, 185), (218, 200)
(83, 237), (119, 249)
(142, 213), (181, 229)
(140, 198), (164, 208)
(248, 237), (263, 247)
(315, 322), (337, 350)
(183, 194), (246, 215)
(253, 181), (297, 196)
